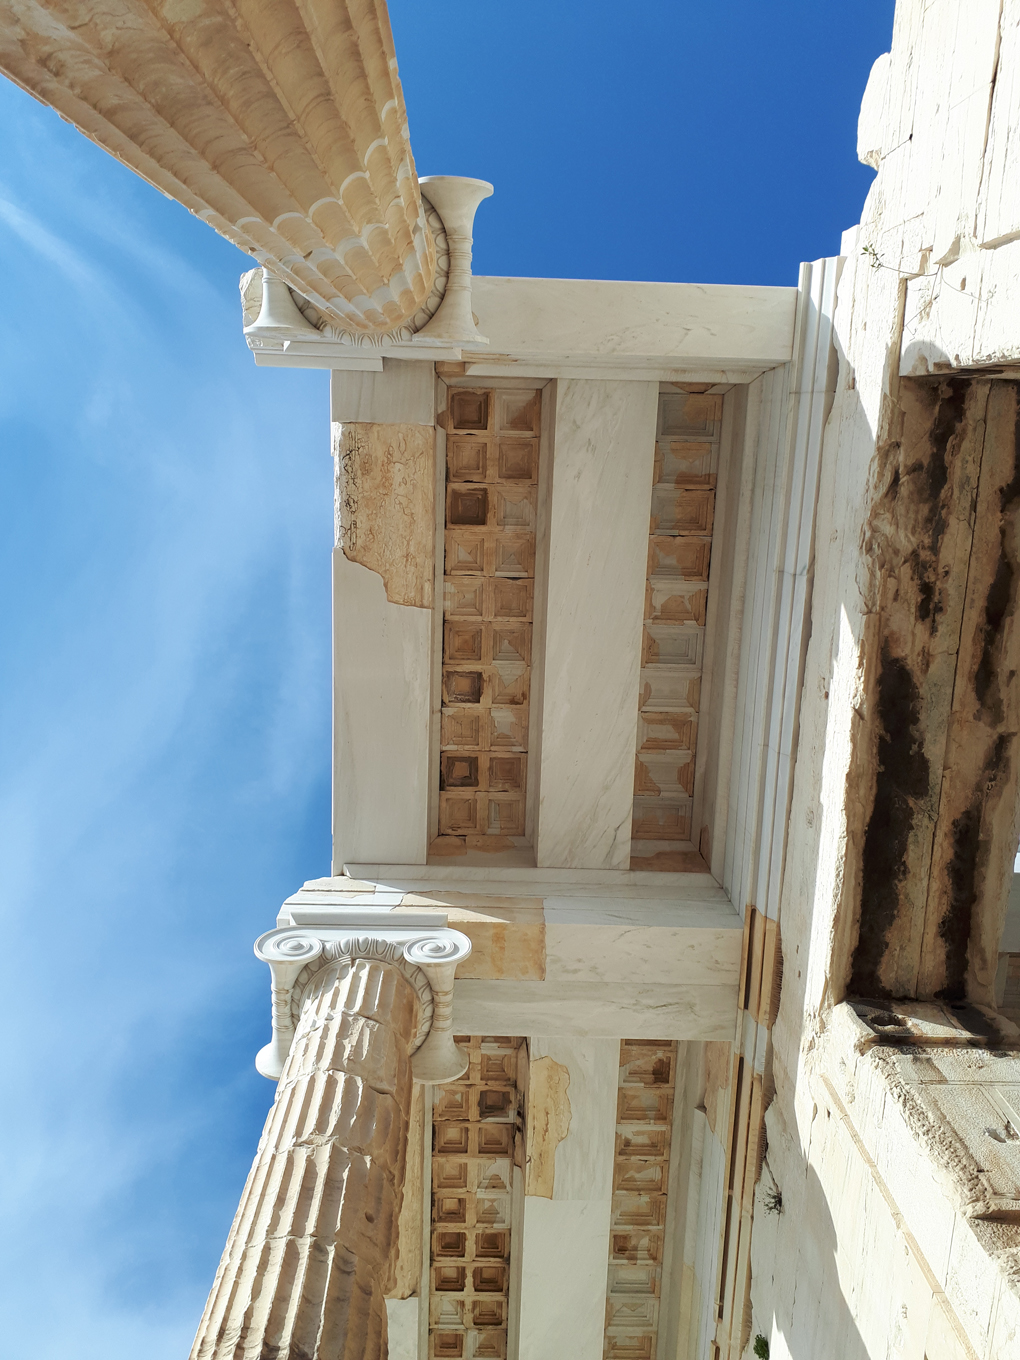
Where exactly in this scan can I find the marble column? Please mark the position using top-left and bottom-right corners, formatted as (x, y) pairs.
(190, 928), (470, 1360)
(0, 0), (435, 333)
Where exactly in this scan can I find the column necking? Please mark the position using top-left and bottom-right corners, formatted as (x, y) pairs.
(190, 958), (419, 1360)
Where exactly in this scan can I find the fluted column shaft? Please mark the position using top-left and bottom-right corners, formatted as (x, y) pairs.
(190, 957), (418, 1360)
(0, 0), (435, 331)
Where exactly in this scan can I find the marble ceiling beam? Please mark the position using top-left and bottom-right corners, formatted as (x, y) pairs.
(0, 0), (435, 332)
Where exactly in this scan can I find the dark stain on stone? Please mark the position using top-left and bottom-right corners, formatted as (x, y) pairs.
(975, 550), (1012, 714)
(997, 391), (1020, 515)
(853, 382), (1020, 1008)
(938, 738), (1008, 1001)
(977, 392), (1020, 714)
(947, 1001), (998, 1042)
(937, 804), (980, 1001)
(925, 379), (965, 506)
(916, 569), (935, 625)
(910, 382), (966, 627)
(850, 647), (930, 997)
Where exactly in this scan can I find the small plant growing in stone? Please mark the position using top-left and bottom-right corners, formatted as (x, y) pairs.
(861, 242), (882, 270)
(762, 1185), (783, 1215)
(753, 1335), (770, 1359)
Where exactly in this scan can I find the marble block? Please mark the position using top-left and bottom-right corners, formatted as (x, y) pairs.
(536, 379), (658, 870)
(332, 555), (432, 867)
(517, 1199), (613, 1360)
(470, 277), (797, 368)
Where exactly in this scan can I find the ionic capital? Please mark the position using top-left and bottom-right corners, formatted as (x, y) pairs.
(253, 923), (471, 1084)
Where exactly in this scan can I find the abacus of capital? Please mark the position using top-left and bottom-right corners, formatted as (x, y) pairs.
(189, 919), (471, 1360)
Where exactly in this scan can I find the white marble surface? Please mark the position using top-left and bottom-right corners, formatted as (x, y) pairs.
(332, 554), (432, 867)
(453, 980), (736, 1039)
(257, 279), (796, 377)
(516, 1200), (612, 1360)
(850, 3), (1020, 378)
(517, 1041), (617, 1359)
(470, 276), (797, 368)
(330, 359), (435, 424)
(519, 1202), (614, 1360)
(536, 379), (658, 870)
(541, 891), (734, 921)
(901, 238), (1020, 374)
(545, 923), (741, 984)
(345, 864), (732, 894)
(384, 1297), (418, 1359)
(459, 360), (772, 385)
(254, 349), (385, 371)
(330, 355), (436, 869)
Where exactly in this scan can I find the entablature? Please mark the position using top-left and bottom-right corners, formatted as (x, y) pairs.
(247, 273), (798, 382)
(274, 870), (743, 1042)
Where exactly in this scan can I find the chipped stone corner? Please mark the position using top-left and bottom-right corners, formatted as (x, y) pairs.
(332, 420), (436, 610)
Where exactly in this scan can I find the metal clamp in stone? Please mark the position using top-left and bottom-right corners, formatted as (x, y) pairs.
(253, 924), (472, 1085)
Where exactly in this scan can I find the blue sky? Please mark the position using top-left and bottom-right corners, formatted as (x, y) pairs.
(0, 3), (892, 1354)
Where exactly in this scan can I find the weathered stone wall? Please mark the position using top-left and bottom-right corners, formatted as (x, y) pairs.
(848, 377), (1020, 1005)
(747, 2), (1020, 1355)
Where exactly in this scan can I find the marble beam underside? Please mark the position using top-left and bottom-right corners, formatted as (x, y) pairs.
(251, 274), (799, 374)
(536, 379), (659, 870)
(0, 0), (434, 332)
(332, 556), (432, 867)
(517, 1038), (619, 1360)
(278, 875), (743, 1039)
(470, 278), (798, 369)
(453, 981), (736, 1041)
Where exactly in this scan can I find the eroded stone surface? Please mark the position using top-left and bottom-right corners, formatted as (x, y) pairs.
(334, 421), (435, 609)
(848, 380), (1020, 1003)
(525, 1055), (572, 1197)
(388, 1082), (425, 1301)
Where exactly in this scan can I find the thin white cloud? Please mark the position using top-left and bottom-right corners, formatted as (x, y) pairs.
(0, 79), (332, 1359)
(0, 192), (106, 289)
